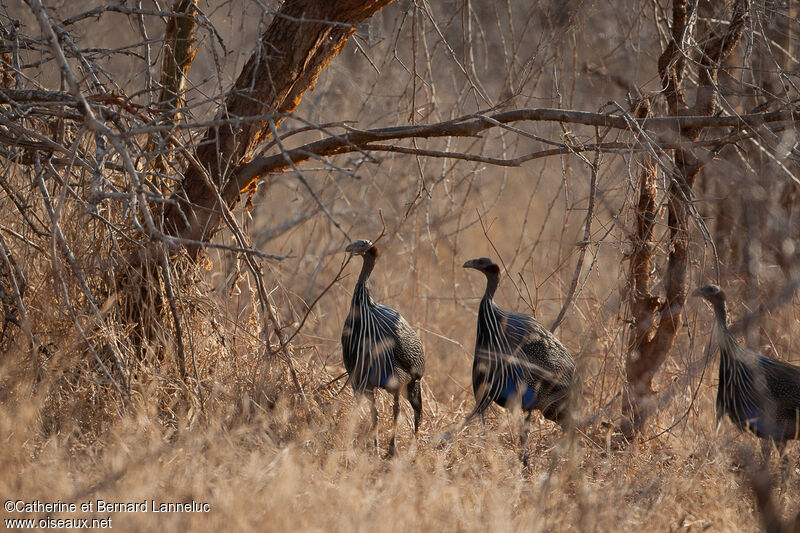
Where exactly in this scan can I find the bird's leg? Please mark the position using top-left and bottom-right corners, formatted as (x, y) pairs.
(775, 439), (791, 492)
(407, 379), (423, 435)
(388, 391), (400, 458)
(362, 388), (379, 453)
(775, 439), (786, 457)
(518, 411), (533, 468)
(370, 390), (379, 453)
(759, 438), (774, 464)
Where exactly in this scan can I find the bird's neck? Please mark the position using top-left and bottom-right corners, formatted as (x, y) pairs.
(357, 254), (376, 285)
(711, 296), (730, 331)
(483, 272), (499, 301)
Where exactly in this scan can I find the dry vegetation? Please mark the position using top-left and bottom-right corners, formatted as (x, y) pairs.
(1, 0), (800, 530)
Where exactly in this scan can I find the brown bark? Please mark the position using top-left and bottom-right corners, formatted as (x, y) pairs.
(623, 0), (748, 436)
(149, 0), (200, 192)
(0, 52), (13, 90)
(158, 0), (199, 118)
(162, 0), (394, 251)
(622, 100), (662, 435)
(626, 101), (660, 353)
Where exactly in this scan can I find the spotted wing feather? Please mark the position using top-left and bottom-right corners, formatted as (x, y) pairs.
(471, 300), (575, 423)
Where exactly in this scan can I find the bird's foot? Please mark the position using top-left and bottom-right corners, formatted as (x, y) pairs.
(430, 431), (453, 449)
(518, 448), (531, 469)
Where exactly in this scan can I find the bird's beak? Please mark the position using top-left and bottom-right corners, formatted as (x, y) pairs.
(691, 287), (702, 297)
(462, 260), (476, 269)
(345, 243), (356, 253)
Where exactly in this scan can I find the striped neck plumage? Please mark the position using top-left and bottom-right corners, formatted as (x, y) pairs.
(480, 291), (497, 316)
(353, 279), (371, 302)
(477, 283), (500, 346)
(709, 294), (730, 332)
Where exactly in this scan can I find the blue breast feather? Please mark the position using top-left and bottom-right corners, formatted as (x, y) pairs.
(477, 312), (539, 409)
(372, 303), (400, 323)
(757, 355), (780, 372)
(729, 361), (782, 438)
(497, 366), (538, 410)
(368, 362), (393, 388)
(739, 403), (782, 437)
(743, 405), (760, 433)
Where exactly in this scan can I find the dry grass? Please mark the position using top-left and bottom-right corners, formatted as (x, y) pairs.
(2, 331), (798, 531)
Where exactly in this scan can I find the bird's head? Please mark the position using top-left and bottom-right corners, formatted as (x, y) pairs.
(345, 239), (378, 257)
(692, 284), (729, 325)
(463, 257), (501, 276)
(692, 284), (724, 301)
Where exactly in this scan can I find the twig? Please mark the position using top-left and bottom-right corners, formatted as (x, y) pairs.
(271, 255), (351, 353)
(267, 119), (350, 240)
(159, 248), (187, 380)
(551, 131), (602, 332)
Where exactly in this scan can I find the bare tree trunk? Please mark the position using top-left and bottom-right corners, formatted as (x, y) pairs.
(622, 100), (661, 436)
(158, 0), (199, 118)
(121, 0), (200, 380)
(162, 0), (395, 252)
(148, 0), (200, 189)
(623, 0), (748, 436)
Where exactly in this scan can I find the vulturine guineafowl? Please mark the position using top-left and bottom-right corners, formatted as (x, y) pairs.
(463, 258), (576, 427)
(693, 284), (800, 444)
(341, 239), (425, 455)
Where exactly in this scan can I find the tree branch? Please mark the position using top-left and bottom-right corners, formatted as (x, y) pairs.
(228, 107), (798, 196)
